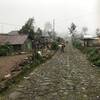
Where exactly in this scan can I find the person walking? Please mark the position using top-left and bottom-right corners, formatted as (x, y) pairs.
(61, 43), (65, 53)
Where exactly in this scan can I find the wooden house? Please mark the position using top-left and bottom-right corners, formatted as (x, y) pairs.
(0, 34), (32, 52)
(81, 35), (100, 47)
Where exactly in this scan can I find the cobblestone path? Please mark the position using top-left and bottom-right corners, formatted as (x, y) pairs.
(9, 43), (100, 100)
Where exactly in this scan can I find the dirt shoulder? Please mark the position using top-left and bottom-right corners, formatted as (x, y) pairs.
(0, 54), (31, 80)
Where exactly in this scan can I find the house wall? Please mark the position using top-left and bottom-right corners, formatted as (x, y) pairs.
(80, 39), (94, 47)
(83, 39), (100, 47)
(93, 39), (100, 46)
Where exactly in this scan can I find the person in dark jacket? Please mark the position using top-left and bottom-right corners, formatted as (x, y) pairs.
(61, 43), (65, 52)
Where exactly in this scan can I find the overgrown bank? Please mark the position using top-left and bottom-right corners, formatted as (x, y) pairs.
(73, 40), (100, 67)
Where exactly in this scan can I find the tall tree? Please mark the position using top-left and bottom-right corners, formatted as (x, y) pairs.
(68, 23), (76, 34)
(19, 17), (35, 40)
(68, 23), (77, 42)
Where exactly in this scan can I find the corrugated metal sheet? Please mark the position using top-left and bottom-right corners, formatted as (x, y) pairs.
(0, 34), (28, 45)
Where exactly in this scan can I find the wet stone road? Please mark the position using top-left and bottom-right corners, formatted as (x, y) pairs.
(9, 44), (100, 100)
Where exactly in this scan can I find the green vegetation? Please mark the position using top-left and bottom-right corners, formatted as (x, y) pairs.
(32, 51), (44, 65)
(87, 48), (100, 66)
(51, 41), (59, 50)
(0, 43), (13, 56)
(19, 17), (35, 40)
(73, 41), (100, 67)
(72, 40), (82, 50)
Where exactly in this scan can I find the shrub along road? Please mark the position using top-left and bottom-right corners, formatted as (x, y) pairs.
(8, 43), (100, 100)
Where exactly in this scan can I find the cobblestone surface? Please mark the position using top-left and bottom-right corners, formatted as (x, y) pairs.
(8, 43), (100, 100)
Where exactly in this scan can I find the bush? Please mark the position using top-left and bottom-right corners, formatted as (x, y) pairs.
(94, 59), (100, 66)
(51, 42), (59, 50)
(73, 41), (100, 67)
(32, 51), (44, 64)
(86, 48), (98, 59)
(0, 47), (8, 56)
(0, 43), (13, 56)
(72, 40), (82, 49)
(89, 54), (100, 62)
(84, 48), (100, 67)
(88, 48), (98, 55)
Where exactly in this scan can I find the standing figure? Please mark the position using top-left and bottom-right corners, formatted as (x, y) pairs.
(61, 43), (65, 52)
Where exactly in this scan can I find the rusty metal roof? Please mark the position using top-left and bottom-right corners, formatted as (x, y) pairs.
(0, 34), (28, 45)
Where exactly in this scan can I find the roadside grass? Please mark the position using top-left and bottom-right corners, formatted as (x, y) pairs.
(73, 41), (100, 67)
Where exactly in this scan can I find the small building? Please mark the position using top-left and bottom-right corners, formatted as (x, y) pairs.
(81, 35), (100, 47)
(0, 34), (32, 52)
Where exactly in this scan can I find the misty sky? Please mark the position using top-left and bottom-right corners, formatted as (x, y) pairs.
(0, 0), (99, 35)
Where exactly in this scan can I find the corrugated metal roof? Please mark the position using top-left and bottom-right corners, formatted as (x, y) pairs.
(8, 31), (19, 35)
(0, 34), (28, 45)
(83, 35), (95, 39)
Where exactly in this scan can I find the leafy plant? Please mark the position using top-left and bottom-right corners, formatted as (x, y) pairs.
(73, 40), (82, 49)
(73, 41), (100, 67)
(51, 42), (59, 50)
(94, 59), (100, 66)
(0, 43), (13, 56)
(19, 17), (35, 40)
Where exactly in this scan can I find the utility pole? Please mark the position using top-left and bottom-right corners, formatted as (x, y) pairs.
(53, 19), (55, 33)
(52, 19), (56, 40)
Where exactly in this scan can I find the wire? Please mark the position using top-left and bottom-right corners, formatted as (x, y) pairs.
(0, 22), (21, 27)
